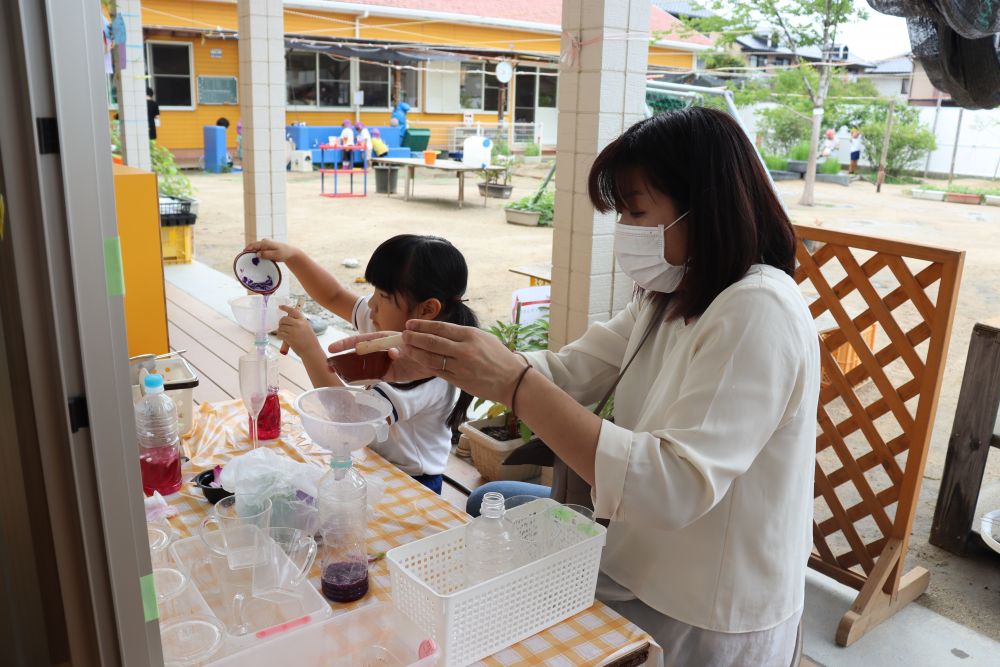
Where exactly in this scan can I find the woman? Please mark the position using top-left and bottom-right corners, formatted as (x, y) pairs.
(331, 108), (820, 666)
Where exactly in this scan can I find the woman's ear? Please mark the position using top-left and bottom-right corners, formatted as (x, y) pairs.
(415, 298), (443, 320)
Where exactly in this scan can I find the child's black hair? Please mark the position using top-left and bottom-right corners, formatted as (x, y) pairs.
(365, 235), (479, 429)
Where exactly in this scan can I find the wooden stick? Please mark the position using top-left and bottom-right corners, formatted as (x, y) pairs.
(355, 333), (404, 355)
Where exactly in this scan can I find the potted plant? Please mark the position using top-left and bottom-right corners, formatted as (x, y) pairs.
(815, 157), (851, 186)
(761, 153), (798, 181)
(504, 190), (554, 227)
(478, 157), (515, 199)
(522, 141), (541, 164)
(459, 315), (549, 481)
(944, 187), (984, 205)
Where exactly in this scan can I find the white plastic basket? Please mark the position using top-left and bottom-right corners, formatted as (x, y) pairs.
(387, 498), (606, 666)
(131, 356), (199, 436)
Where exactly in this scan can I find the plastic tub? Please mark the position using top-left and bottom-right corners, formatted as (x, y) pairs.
(422, 150), (437, 166)
(209, 602), (439, 667)
(387, 498), (606, 666)
(131, 356), (199, 436)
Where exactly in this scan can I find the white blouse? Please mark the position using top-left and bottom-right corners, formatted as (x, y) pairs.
(524, 265), (820, 636)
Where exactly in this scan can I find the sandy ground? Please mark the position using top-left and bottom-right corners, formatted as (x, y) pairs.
(186, 167), (1000, 639)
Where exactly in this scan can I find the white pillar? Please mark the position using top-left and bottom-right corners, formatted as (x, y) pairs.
(238, 0), (287, 246)
(113, 0), (151, 171)
(550, 0), (650, 349)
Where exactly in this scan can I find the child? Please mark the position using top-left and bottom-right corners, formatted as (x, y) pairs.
(355, 122), (372, 165)
(370, 129), (389, 158)
(849, 128), (862, 175)
(242, 235), (479, 494)
(339, 119), (355, 169)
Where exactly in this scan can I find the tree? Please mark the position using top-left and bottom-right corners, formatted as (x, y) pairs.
(855, 105), (936, 177)
(690, 1), (868, 205)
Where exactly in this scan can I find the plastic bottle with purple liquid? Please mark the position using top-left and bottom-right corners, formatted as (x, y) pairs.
(317, 455), (369, 603)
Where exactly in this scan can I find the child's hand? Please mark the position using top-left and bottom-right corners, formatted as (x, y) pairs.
(276, 306), (321, 358)
(244, 239), (298, 264)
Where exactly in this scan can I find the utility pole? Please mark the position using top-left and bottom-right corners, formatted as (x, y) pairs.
(948, 108), (964, 185)
(876, 99), (895, 193)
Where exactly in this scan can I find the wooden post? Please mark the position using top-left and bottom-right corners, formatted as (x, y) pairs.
(930, 320), (1000, 555)
(876, 99), (895, 193)
(948, 108), (964, 185)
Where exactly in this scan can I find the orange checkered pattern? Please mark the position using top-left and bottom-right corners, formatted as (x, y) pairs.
(161, 393), (658, 666)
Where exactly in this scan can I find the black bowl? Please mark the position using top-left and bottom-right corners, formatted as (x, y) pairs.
(193, 469), (233, 504)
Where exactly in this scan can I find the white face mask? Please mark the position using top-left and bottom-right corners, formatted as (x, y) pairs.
(613, 210), (689, 293)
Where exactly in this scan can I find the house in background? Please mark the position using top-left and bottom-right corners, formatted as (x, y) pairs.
(866, 55), (914, 99)
(125, 0), (711, 158)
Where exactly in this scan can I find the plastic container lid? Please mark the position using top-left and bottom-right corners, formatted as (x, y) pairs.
(160, 615), (226, 666)
(148, 526), (172, 552)
(144, 373), (165, 394)
(153, 567), (188, 603)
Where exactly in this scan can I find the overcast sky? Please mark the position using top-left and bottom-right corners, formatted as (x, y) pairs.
(838, 0), (912, 61)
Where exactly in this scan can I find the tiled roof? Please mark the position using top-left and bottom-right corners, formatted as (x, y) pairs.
(336, 0), (713, 45)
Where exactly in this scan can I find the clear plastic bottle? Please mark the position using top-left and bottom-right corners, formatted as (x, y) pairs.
(464, 491), (523, 586)
(136, 374), (182, 496)
(317, 455), (369, 602)
(251, 344), (281, 441)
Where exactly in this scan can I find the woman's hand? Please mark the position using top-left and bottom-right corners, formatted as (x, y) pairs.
(244, 239), (299, 264)
(398, 320), (528, 405)
(276, 306), (322, 358)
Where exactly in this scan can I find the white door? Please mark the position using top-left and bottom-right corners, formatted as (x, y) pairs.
(536, 67), (559, 146)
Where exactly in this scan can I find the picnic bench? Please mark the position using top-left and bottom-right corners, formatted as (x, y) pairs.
(930, 316), (1000, 556)
(372, 157), (504, 209)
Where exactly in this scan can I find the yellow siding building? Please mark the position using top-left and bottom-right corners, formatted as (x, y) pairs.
(126, 0), (711, 154)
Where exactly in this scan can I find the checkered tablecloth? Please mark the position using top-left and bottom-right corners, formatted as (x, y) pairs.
(161, 392), (660, 666)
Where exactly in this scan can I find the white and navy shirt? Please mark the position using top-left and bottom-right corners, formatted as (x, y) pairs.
(351, 297), (457, 476)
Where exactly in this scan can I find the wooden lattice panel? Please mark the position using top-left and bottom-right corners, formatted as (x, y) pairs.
(794, 225), (964, 646)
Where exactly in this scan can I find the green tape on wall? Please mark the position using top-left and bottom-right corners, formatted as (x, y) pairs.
(103, 236), (125, 297)
(140, 573), (158, 622)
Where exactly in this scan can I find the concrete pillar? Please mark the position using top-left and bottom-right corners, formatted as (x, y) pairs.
(237, 0), (287, 246)
(113, 0), (151, 171)
(550, 0), (650, 349)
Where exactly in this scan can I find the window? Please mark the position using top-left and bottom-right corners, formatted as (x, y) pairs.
(900, 77), (911, 95)
(397, 65), (420, 108)
(358, 61), (390, 108)
(460, 61), (508, 112)
(286, 52), (318, 105)
(774, 57), (790, 68)
(146, 42), (193, 108)
(318, 56), (350, 107)
(460, 62), (484, 109)
(750, 54), (768, 69)
(537, 68), (558, 108)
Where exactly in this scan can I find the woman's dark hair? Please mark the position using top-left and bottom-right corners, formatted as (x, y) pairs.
(365, 235), (479, 429)
(588, 106), (796, 321)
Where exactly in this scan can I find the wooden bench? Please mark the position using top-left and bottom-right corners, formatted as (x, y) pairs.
(930, 317), (1000, 556)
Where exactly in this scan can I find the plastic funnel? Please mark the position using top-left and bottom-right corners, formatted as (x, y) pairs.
(295, 388), (392, 455)
(228, 295), (291, 334)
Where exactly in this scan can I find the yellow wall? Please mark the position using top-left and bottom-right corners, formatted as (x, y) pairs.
(113, 164), (170, 357)
(136, 0), (697, 151)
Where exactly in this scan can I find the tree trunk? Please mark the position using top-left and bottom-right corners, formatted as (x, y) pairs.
(799, 107), (824, 206)
(798, 66), (833, 207)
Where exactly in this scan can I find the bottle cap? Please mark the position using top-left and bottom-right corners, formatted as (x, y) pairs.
(144, 373), (165, 394)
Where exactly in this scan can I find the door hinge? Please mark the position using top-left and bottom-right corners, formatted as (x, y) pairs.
(68, 396), (89, 433)
(36, 117), (60, 155)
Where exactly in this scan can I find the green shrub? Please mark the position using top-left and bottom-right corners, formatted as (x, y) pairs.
(762, 154), (789, 171)
(150, 141), (194, 198)
(756, 106), (810, 156)
(819, 158), (841, 174)
(858, 119), (936, 177)
(523, 142), (540, 157)
(506, 190), (554, 226)
(789, 142), (812, 161)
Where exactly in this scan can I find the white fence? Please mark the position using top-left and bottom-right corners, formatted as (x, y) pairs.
(414, 120), (543, 153)
(736, 103), (1000, 179)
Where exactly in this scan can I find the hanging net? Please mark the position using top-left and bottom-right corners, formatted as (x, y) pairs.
(867, 0), (1000, 108)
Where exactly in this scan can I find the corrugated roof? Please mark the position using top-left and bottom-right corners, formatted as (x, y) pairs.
(334, 0), (713, 46)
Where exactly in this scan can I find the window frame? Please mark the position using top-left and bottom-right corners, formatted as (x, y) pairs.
(357, 59), (392, 110)
(460, 60), (509, 113)
(144, 40), (195, 111)
(395, 63), (421, 112)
